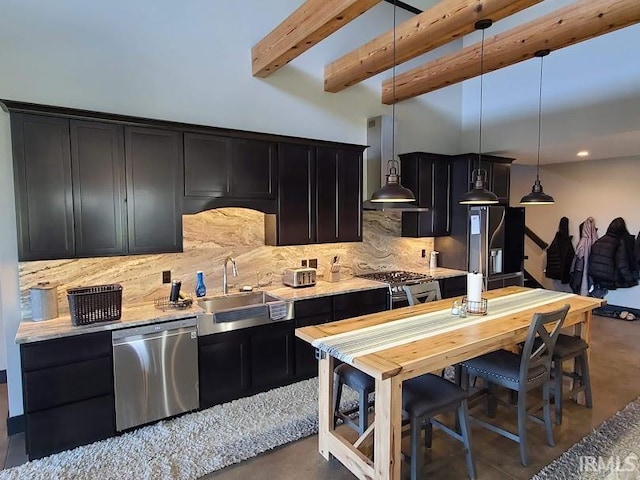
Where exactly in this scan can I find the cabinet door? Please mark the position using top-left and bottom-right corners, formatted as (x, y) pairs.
(400, 153), (451, 238)
(249, 322), (295, 390)
(490, 162), (511, 204)
(71, 120), (127, 256)
(11, 113), (74, 260)
(198, 331), (250, 408)
(276, 143), (315, 245)
(125, 127), (183, 254)
(317, 147), (363, 243)
(294, 296), (333, 379)
(184, 132), (231, 197)
(337, 149), (363, 242)
(231, 139), (277, 198)
(316, 147), (338, 243)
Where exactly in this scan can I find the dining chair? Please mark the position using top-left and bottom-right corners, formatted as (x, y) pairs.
(402, 373), (476, 480)
(403, 281), (442, 305)
(459, 304), (570, 466)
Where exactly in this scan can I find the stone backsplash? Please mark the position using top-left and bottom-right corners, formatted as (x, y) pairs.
(19, 208), (435, 317)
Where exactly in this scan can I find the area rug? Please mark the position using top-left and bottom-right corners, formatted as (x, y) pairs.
(0, 379), (357, 480)
(532, 396), (640, 479)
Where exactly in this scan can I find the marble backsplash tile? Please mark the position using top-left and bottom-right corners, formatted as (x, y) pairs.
(19, 208), (434, 317)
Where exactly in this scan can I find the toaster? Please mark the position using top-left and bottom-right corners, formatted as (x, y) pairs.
(283, 267), (317, 288)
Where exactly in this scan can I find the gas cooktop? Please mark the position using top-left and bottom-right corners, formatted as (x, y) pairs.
(357, 270), (432, 285)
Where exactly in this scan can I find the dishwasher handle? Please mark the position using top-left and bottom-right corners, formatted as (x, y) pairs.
(111, 317), (196, 341)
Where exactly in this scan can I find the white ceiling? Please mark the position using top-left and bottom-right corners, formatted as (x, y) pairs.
(397, 0), (640, 166)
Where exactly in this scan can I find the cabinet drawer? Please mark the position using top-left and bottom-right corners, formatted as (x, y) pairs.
(21, 331), (112, 371)
(294, 296), (333, 318)
(26, 394), (115, 460)
(440, 276), (467, 299)
(333, 288), (388, 313)
(24, 356), (113, 413)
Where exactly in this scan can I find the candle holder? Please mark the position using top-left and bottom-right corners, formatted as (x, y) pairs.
(462, 296), (488, 315)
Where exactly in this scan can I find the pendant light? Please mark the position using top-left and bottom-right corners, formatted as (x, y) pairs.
(520, 49), (555, 205)
(370, 0), (416, 204)
(459, 19), (499, 206)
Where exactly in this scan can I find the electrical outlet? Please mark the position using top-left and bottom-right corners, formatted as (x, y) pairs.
(162, 270), (171, 284)
(308, 258), (318, 269)
(301, 259), (308, 267)
(421, 249), (426, 258)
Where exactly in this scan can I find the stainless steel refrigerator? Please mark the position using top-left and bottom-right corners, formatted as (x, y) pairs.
(468, 206), (525, 290)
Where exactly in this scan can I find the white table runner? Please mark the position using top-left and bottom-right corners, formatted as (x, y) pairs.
(312, 289), (575, 363)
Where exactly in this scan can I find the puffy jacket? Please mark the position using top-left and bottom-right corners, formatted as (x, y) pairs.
(589, 217), (638, 289)
(545, 217), (575, 284)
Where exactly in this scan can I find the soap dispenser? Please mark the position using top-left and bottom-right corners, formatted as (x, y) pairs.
(195, 271), (207, 298)
(430, 251), (439, 270)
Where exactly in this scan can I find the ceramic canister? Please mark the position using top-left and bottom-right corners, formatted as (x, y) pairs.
(30, 282), (59, 321)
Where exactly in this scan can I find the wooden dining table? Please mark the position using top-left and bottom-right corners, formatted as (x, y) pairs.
(295, 286), (603, 480)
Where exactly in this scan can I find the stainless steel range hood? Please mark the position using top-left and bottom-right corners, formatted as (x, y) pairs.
(364, 116), (427, 212)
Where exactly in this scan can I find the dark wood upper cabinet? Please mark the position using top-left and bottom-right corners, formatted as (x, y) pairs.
(400, 152), (452, 238)
(231, 139), (277, 198)
(318, 147), (363, 243)
(125, 127), (183, 254)
(11, 113), (74, 260)
(266, 143), (316, 246)
(268, 144), (363, 246)
(184, 133), (231, 197)
(70, 120), (127, 257)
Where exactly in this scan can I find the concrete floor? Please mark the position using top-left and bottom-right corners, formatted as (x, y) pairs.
(2, 315), (639, 479)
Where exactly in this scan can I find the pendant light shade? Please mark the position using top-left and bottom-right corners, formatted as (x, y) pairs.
(370, 159), (416, 202)
(368, 0), (416, 205)
(459, 19), (499, 206)
(521, 49), (555, 205)
(459, 168), (499, 205)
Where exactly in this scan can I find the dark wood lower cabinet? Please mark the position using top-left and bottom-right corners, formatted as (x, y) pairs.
(249, 322), (295, 390)
(20, 331), (115, 460)
(26, 395), (115, 460)
(439, 276), (467, 299)
(198, 330), (250, 408)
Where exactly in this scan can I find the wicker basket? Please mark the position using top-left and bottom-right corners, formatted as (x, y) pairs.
(67, 284), (123, 326)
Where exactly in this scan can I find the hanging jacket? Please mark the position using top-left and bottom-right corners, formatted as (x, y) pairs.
(545, 217), (575, 284)
(589, 217), (638, 289)
(570, 217), (598, 296)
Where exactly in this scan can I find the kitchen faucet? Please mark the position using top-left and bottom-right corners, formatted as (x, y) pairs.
(223, 256), (238, 295)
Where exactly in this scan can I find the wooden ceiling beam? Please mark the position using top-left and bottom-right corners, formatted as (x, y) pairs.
(252, 0), (382, 78)
(382, 0), (640, 104)
(325, 0), (541, 93)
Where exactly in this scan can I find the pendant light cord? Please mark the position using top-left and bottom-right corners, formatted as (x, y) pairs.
(536, 54), (544, 181)
(391, 0), (397, 162)
(478, 27), (485, 172)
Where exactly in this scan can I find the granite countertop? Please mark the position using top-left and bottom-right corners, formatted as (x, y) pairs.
(16, 268), (467, 344)
(15, 302), (201, 344)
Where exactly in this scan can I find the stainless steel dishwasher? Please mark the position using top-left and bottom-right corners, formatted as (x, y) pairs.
(112, 317), (199, 431)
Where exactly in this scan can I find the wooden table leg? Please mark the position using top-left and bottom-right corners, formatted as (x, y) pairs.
(318, 353), (335, 460)
(374, 375), (403, 480)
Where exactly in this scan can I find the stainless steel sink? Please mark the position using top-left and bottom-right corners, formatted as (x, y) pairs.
(197, 291), (281, 314)
(196, 291), (293, 336)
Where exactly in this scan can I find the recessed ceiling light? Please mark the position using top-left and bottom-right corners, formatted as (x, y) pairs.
(577, 150), (589, 157)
